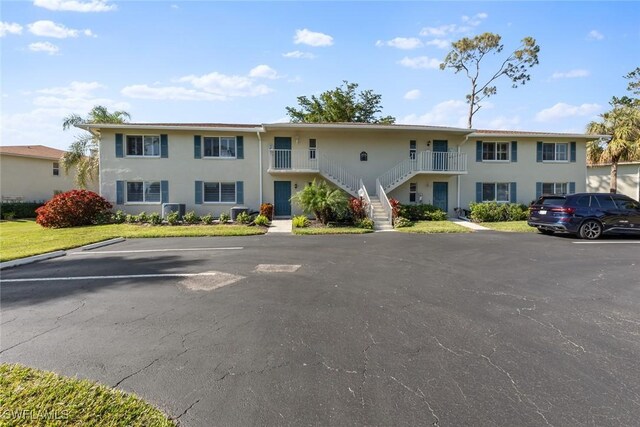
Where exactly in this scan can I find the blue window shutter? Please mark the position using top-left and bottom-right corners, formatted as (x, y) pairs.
(536, 141), (543, 162)
(195, 181), (202, 204)
(476, 182), (482, 202)
(236, 136), (244, 159)
(569, 182), (576, 194)
(161, 180), (168, 203)
(511, 141), (517, 162)
(194, 135), (202, 159)
(476, 141), (482, 162)
(570, 141), (576, 162)
(115, 134), (124, 158)
(236, 181), (244, 204)
(116, 180), (124, 204)
(160, 134), (168, 158)
(536, 182), (543, 199)
(510, 182), (517, 203)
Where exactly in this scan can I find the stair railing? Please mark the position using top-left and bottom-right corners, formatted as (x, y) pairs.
(376, 178), (393, 223)
(358, 179), (373, 219)
(319, 154), (359, 195)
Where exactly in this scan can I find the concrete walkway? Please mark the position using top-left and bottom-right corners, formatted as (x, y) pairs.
(449, 218), (490, 231)
(267, 219), (292, 234)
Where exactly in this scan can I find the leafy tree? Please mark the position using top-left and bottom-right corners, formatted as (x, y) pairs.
(62, 106), (131, 188)
(290, 179), (348, 224)
(586, 102), (640, 193)
(286, 81), (395, 124)
(625, 67), (640, 97)
(440, 32), (540, 128)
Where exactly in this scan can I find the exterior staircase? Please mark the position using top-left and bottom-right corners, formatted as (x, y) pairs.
(370, 196), (393, 231)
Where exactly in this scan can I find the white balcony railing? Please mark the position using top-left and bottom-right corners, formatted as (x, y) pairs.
(269, 149), (319, 171)
(378, 151), (468, 191)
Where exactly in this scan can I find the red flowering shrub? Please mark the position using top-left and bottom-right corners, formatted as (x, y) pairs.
(389, 198), (401, 220)
(36, 190), (112, 228)
(260, 203), (274, 220)
(348, 197), (367, 221)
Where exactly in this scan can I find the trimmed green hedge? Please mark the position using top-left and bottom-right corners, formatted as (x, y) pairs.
(469, 202), (528, 222)
(0, 202), (44, 219)
(398, 204), (448, 221)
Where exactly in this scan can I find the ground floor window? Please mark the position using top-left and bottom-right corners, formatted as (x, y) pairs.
(127, 181), (160, 203)
(542, 182), (568, 195)
(482, 182), (510, 202)
(409, 182), (417, 202)
(203, 182), (236, 203)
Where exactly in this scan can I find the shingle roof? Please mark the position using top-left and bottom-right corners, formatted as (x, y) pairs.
(125, 122), (261, 128)
(0, 145), (65, 160)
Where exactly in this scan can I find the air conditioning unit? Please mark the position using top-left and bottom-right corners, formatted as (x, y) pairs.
(162, 203), (185, 219)
(230, 206), (249, 221)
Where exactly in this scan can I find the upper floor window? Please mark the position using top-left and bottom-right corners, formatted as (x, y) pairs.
(409, 140), (417, 160)
(204, 136), (236, 158)
(309, 139), (317, 160)
(126, 181), (160, 203)
(52, 162), (59, 176)
(482, 142), (509, 161)
(127, 135), (160, 157)
(542, 182), (568, 195)
(482, 182), (510, 202)
(542, 143), (568, 161)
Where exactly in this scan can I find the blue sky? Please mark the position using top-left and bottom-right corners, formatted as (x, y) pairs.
(2, 0), (639, 150)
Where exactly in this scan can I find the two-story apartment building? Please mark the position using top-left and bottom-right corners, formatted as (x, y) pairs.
(81, 122), (597, 218)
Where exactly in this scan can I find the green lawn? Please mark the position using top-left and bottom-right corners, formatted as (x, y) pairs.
(0, 363), (174, 426)
(0, 220), (266, 262)
(395, 220), (472, 233)
(480, 220), (537, 233)
(293, 226), (373, 235)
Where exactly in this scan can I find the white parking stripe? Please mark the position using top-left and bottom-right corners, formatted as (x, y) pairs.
(1, 272), (234, 283)
(69, 247), (243, 255)
(572, 241), (640, 244)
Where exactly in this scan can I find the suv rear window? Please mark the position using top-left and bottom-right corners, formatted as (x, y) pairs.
(536, 196), (566, 207)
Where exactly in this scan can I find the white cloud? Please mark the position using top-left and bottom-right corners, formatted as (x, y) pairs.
(398, 56), (441, 69)
(294, 28), (333, 47)
(28, 20), (94, 38)
(461, 12), (488, 26)
(120, 85), (223, 101)
(551, 69), (590, 80)
(37, 81), (104, 98)
(376, 37), (423, 50)
(420, 12), (487, 37)
(32, 81), (128, 111)
(425, 39), (451, 49)
(477, 115), (522, 130)
(178, 72), (272, 97)
(33, 0), (116, 12)
(0, 22), (23, 37)
(282, 50), (316, 59)
(535, 102), (601, 122)
(248, 65), (279, 79)
(586, 30), (604, 41)
(401, 99), (468, 127)
(404, 89), (421, 100)
(28, 41), (60, 55)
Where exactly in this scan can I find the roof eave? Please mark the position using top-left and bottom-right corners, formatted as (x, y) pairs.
(78, 123), (266, 133)
(262, 122), (475, 134)
(468, 132), (609, 139)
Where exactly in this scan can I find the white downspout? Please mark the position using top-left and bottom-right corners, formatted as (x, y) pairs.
(257, 130), (263, 205)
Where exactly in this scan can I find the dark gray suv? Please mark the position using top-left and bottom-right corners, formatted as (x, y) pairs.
(528, 193), (640, 239)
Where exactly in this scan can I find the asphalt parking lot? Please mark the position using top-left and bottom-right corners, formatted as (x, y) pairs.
(1, 231), (639, 426)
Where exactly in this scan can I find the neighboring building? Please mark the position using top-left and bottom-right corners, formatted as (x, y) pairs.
(587, 162), (640, 200)
(0, 145), (97, 203)
(80, 122), (598, 218)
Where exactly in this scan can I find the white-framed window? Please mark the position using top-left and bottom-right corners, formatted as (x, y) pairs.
(482, 182), (510, 202)
(203, 182), (236, 203)
(126, 181), (161, 203)
(542, 182), (568, 195)
(482, 142), (509, 161)
(542, 143), (568, 162)
(409, 182), (417, 203)
(203, 136), (236, 158)
(53, 162), (59, 176)
(126, 135), (160, 157)
(410, 140), (417, 160)
(309, 139), (317, 160)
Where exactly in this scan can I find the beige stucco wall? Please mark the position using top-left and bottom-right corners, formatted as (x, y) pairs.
(100, 130), (261, 216)
(587, 163), (640, 200)
(0, 154), (95, 202)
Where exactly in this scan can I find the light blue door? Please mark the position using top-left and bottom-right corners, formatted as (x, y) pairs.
(274, 137), (292, 169)
(433, 182), (448, 212)
(274, 181), (292, 217)
(433, 140), (448, 171)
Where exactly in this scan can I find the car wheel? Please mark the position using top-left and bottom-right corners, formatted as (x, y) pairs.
(537, 228), (554, 235)
(579, 220), (602, 240)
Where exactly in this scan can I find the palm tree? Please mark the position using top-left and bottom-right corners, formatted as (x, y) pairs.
(290, 179), (348, 224)
(586, 103), (640, 194)
(61, 106), (131, 188)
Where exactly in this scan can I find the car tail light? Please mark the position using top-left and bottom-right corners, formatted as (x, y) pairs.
(551, 207), (575, 214)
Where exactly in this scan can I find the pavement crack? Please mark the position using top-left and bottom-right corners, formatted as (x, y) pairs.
(517, 307), (586, 353)
(114, 357), (161, 388)
(55, 301), (86, 322)
(1, 317), (18, 325)
(175, 399), (200, 422)
(0, 325), (61, 355)
(390, 376), (440, 426)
